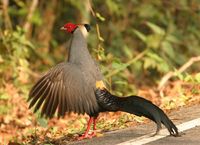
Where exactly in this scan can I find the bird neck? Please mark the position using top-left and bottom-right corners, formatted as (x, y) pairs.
(68, 28), (93, 64)
(95, 88), (121, 112)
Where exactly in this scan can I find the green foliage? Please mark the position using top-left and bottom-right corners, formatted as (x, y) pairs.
(143, 51), (170, 73)
(37, 117), (48, 128)
(96, 12), (106, 22)
(0, 92), (10, 100)
(195, 73), (200, 83)
(0, 26), (34, 115)
(1, 1), (200, 144)
(175, 72), (200, 83)
(0, 104), (12, 115)
(0, 0), (200, 113)
(0, 26), (34, 83)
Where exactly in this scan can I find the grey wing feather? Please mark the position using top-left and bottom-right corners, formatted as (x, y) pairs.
(28, 62), (99, 118)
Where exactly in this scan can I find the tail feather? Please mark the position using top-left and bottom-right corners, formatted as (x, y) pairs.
(119, 96), (179, 136)
(95, 89), (179, 136)
(159, 109), (179, 135)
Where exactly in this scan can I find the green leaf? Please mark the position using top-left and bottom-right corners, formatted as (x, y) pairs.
(31, 10), (42, 26)
(144, 51), (169, 72)
(147, 52), (163, 62)
(132, 29), (146, 42)
(112, 60), (126, 70)
(114, 80), (128, 85)
(0, 93), (10, 100)
(195, 73), (200, 83)
(19, 58), (29, 67)
(123, 45), (133, 59)
(146, 22), (165, 35)
(0, 105), (11, 115)
(146, 34), (162, 49)
(37, 117), (48, 128)
(184, 74), (193, 82)
(166, 35), (180, 44)
(15, 0), (26, 7)
(174, 70), (184, 80)
(161, 41), (175, 59)
(96, 12), (106, 21)
(136, 3), (159, 18)
(158, 62), (169, 73)
(106, 0), (121, 16)
(143, 57), (155, 69)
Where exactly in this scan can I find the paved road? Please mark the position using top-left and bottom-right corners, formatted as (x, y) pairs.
(146, 126), (200, 145)
(69, 104), (200, 145)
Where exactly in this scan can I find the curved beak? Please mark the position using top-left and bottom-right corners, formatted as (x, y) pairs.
(60, 27), (66, 30)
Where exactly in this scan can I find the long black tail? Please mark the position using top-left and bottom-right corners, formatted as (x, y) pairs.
(95, 89), (179, 136)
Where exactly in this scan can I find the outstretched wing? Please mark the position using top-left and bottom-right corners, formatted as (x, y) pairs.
(28, 62), (98, 118)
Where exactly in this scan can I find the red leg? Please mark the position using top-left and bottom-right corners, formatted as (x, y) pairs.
(78, 117), (94, 140)
(93, 117), (97, 130)
(89, 117), (97, 137)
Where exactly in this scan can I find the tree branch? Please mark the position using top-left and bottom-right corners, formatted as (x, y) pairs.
(105, 49), (148, 78)
(35, 0), (58, 53)
(23, 0), (38, 36)
(88, 0), (96, 17)
(2, 0), (12, 30)
(158, 56), (200, 90)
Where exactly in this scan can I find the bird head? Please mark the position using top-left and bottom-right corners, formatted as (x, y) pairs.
(61, 22), (91, 33)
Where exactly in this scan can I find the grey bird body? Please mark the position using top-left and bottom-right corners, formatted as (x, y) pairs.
(28, 24), (179, 138)
(29, 28), (102, 117)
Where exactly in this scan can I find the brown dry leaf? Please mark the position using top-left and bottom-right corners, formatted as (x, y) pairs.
(1, 78), (200, 144)
(96, 132), (104, 137)
(4, 83), (18, 97)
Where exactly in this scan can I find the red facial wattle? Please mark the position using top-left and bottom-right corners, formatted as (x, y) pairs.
(63, 23), (78, 33)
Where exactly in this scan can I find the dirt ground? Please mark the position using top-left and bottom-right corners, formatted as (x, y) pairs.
(1, 81), (200, 145)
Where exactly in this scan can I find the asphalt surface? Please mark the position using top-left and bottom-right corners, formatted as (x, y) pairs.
(68, 104), (200, 145)
(147, 126), (200, 145)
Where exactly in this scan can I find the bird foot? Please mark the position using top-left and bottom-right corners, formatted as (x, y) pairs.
(151, 128), (161, 137)
(151, 132), (159, 137)
(77, 131), (96, 140)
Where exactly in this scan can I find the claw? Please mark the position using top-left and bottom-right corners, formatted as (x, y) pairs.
(77, 117), (98, 140)
(89, 131), (96, 138)
(77, 131), (96, 140)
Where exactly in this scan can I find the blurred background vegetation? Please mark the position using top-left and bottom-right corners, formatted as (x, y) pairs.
(0, 0), (200, 144)
(1, 0), (200, 97)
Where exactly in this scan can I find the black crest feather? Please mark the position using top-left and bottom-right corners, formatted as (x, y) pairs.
(84, 24), (91, 32)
